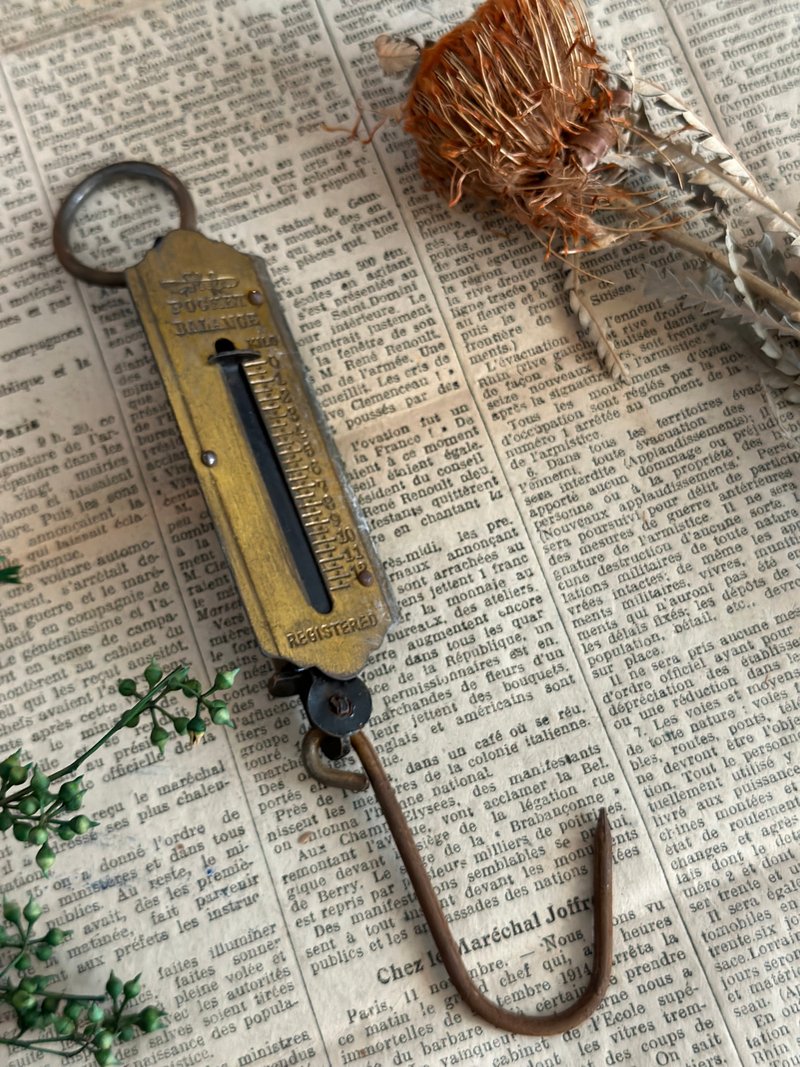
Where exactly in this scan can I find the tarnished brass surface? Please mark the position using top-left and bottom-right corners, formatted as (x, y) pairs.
(125, 228), (394, 678)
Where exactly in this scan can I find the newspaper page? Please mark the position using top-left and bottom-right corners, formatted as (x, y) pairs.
(0, 1), (798, 1066)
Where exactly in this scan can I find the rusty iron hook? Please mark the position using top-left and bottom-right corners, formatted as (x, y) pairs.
(301, 727), (368, 792)
(301, 726), (613, 1035)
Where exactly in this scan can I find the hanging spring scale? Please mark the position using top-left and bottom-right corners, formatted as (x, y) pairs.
(53, 161), (613, 1036)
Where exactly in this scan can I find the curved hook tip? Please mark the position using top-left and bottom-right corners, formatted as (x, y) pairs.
(351, 731), (615, 1036)
(586, 807), (614, 1011)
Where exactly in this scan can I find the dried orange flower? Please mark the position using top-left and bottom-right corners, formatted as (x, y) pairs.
(400, 0), (632, 254)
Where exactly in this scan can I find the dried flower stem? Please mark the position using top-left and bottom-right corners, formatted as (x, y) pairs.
(639, 215), (800, 322)
(625, 122), (800, 236)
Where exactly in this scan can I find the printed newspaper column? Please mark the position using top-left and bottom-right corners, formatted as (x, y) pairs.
(2, 0), (800, 1062)
(2, 29), (332, 1067)
(0, 270), (322, 1067)
(324, 0), (799, 1057)
(294, 408), (696, 1062)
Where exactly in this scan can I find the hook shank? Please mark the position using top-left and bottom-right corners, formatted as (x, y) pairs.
(350, 730), (613, 1036)
(301, 727), (369, 792)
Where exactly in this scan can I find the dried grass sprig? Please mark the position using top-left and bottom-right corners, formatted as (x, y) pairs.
(377, 0), (800, 400)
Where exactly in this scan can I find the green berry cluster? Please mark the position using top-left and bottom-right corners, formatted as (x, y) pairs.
(0, 660), (236, 872)
(1, 900), (164, 1063)
(0, 755), (95, 875)
(117, 659), (238, 750)
(0, 657), (237, 1060)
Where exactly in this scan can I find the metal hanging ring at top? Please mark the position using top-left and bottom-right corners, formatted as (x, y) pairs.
(53, 160), (197, 288)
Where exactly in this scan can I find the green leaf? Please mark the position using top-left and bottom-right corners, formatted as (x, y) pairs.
(0, 557), (21, 584)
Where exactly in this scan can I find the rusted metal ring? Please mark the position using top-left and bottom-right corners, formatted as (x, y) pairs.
(53, 160), (197, 287)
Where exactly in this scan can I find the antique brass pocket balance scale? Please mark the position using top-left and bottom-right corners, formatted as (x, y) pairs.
(54, 161), (612, 1035)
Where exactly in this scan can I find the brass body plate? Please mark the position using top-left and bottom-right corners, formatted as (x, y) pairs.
(126, 229), (394, 678)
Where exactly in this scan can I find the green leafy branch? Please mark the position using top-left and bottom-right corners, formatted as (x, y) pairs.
(0, 659), (237, 875)
(0, 557), (21, 585)
(1, 899), (163, 1064)
(0, 658), (237, 1062)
